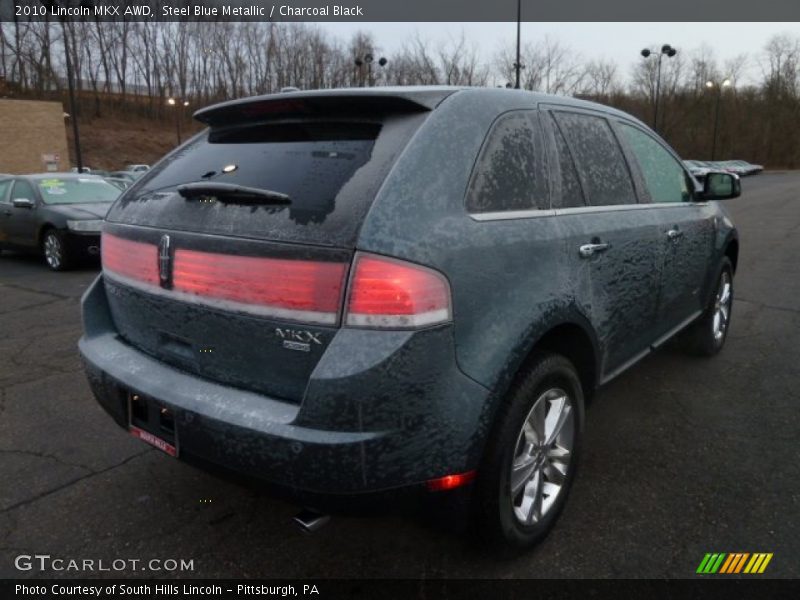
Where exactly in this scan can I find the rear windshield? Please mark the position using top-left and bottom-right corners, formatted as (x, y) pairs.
(37, 178), (120, 205)
(106, 115), (427, 247)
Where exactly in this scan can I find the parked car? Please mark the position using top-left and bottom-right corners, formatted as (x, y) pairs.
(109, 171), (137, 182)
(684, 160), (711, 181)
(105, 176), (133, 191)
(729, 160), (763, 175)
(124, 164), (150, 176)
(79, 87), (740, 551)
(0, 173), (120, 270)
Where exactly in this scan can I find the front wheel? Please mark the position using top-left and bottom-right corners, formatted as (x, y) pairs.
(42, 229), (72, 271)
(681, 257), (733, 356)
(476, 352), (585, 552)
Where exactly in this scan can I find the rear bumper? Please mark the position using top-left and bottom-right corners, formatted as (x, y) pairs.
(79, 275), (491, 503)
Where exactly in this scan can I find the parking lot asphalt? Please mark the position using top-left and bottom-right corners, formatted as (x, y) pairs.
(1, 172), (799, 579)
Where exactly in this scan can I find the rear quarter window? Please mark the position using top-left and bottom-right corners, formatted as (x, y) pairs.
(466, 111), (549, 213)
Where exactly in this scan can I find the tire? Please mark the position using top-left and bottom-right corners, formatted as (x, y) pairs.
(476, 352), (585, 552)
(41, 229), (72, 271)
(680, 257), (733, 357)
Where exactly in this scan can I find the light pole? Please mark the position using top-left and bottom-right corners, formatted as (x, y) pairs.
(167, 97), (189, 145)
(514, 0), (522, 89)
(354, 54), (387, 87)
(706, 78), (732, 161)
(59, 18), (83, 171)
(641, 44), (677, 134)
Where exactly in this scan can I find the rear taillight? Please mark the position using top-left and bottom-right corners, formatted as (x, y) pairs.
(101, 234), (451, 329)
(344, 253), (452, 329)
(172, 249), (347, 325)
(101, 233), (159, 285)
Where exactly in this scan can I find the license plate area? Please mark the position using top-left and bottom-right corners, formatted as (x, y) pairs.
(128, 392), (179, 457)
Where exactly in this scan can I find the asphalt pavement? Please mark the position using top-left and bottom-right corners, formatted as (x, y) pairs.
(1, 172), (798, 579)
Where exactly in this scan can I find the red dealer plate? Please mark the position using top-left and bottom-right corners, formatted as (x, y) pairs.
(130, 425), (178, 457)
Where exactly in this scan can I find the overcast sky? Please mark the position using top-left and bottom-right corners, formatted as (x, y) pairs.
(322, 22), (800, 86)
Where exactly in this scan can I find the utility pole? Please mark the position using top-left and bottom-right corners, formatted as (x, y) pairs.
(60, 19), (83, 171)
(514, 0), (522, 89)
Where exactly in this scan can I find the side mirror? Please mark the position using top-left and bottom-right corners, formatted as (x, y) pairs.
(12, 198), (34, 209)
(702, 172), (741, 200)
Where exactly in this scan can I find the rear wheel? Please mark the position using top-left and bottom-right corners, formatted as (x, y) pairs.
(476, 352), (584, 552)
(42, 229), (72, 271)
(681, 258), (733, 356)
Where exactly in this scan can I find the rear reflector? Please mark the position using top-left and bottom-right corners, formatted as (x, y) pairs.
(171, 249), (347, 325)
(345, 253), (452, 328)
(427, 470), (477, 492)
(102, 233), (159, 285)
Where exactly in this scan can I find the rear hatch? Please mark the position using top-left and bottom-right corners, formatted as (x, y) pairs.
(102, 91), (445, 403)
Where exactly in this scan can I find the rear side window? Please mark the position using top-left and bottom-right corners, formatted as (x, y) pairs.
(549, 115), (585, 208)
(554, 112), (637, 207)
(619, 124), (691, 203)
(466, 111), (548, 213)
(106, 115), (426, 247)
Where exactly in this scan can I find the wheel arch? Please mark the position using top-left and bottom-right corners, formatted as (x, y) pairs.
(724, 237), (739, 273)
(38, 223), (58, 246)
(493, 312), (602, 409)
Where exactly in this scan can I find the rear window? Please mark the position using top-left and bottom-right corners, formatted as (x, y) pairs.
(106, 115), (427, 247)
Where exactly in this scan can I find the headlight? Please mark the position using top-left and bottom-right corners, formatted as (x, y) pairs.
(66, 219), (104, 233)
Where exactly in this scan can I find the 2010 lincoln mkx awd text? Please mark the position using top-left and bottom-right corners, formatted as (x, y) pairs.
(79, 87), (740, 550)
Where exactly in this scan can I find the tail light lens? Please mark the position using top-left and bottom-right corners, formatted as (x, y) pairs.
(101, 233), (159, 285)
(344, 253), (452, 329)
(172, 249), (347, 325)
(102, 233), (450, 330)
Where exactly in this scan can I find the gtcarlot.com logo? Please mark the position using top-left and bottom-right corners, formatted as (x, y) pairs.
(696, 552), (773, 574)
(14, 554), (194, 573)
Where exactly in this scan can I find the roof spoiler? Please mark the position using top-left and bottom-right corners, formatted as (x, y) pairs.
(194, 89), (455, 127)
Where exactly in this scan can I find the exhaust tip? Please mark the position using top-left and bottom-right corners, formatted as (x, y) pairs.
(87, 245), (100, 255)
(293, 509), (330, 534)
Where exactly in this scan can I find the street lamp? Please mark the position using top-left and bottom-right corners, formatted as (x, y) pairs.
(514, 0), (523, 89)
(167, 97), (190, 145)
(354, 54), (387, 87)
(641, 44), (677, 133)
(706, 78), (732, 161)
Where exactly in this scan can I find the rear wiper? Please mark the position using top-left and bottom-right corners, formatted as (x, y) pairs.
(176, 182), (291, 205)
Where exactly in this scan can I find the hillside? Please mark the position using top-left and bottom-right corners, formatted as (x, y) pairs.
(64, 112), (204, 171)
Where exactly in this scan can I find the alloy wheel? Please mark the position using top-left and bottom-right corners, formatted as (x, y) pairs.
(44, 233), (62, 270)
(509, 387), (574, 525)
(712, 271), (732, 342)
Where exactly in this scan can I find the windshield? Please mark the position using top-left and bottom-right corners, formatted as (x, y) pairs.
(37, 178), (120, 205)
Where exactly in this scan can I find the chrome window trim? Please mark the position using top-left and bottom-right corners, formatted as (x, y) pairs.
(470, 201), (710, 222)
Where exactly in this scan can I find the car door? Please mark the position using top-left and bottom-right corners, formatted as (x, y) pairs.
(615, 121), (715, 338)
(543, 109), (664, 380)
(6, 179), (40, 247)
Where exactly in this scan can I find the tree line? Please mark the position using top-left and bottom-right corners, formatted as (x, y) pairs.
(3, 20), (800, 167)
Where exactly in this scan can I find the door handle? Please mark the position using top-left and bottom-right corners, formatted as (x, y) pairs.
(667, 228), (684, 241)
(579, 243), (610, 258)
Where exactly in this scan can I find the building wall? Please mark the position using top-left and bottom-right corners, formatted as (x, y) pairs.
(0, 99), (70, 174)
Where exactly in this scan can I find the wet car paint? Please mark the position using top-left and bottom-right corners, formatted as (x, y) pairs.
(80, 87), (738, 505)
